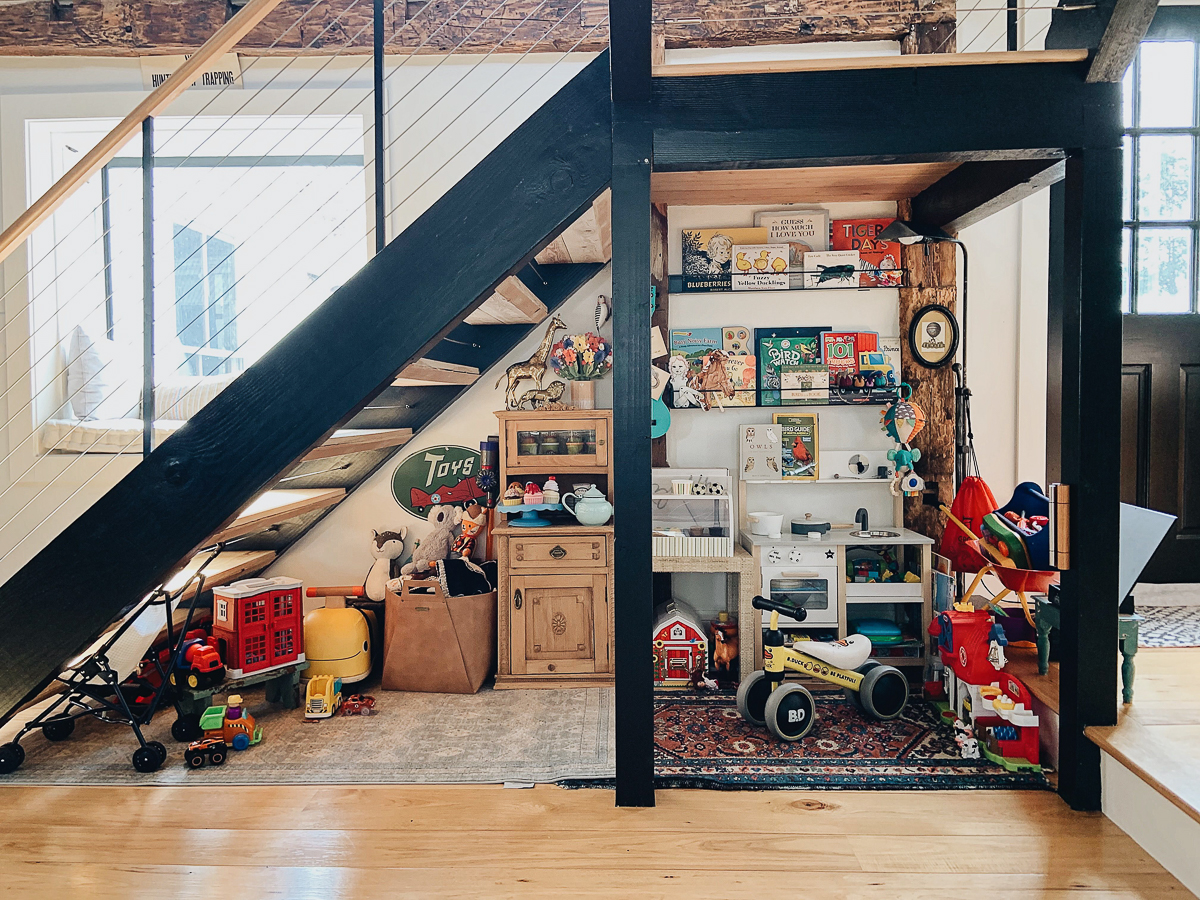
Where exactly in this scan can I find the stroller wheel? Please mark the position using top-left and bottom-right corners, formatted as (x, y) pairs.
(146, 741), (168, 765)
(0, 741), (25, 774)
(41, 715), (76, 742)
(171, 716), (201, 742)
(132, 745), (162, 773)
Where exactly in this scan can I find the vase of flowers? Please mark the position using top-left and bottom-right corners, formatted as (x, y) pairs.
(548, 332), (612, 410)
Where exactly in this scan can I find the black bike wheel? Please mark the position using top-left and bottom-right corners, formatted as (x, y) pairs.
(765, 684), (817, 741)
(843, 660), (880, 712)
(0, 742), (25, 774)
(861, 665), (910, 720)
(41, 715), (75, 741)
(736, 671), (773, 726)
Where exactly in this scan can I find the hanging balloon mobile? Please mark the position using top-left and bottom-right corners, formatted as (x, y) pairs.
(880, 385), (927, 497)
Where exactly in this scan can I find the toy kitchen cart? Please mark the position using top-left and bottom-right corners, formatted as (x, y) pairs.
(740, 527), (933, 679)
(493, 409), (615, 688)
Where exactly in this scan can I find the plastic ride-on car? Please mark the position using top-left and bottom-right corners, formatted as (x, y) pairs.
(737, 596), (910, 741)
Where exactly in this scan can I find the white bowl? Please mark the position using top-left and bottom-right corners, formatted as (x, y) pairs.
(748, 511), (784, 537)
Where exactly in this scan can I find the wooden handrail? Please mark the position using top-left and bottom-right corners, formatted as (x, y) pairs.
(0, 0), (287, 269)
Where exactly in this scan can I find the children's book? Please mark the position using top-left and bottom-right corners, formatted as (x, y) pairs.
(669, 328), (756, 408)
(772, 412), (819, 480)
(740, 423), (782, 479)
(722, 325), (752, 356)
(831, 218), (904, 287)
(802, 250), (859, 288)
(780, 364), (830, 405)
(822, 331), (878, 379)
(731, 244), (789, 291)
(754, 209), (830, 288)
(680, 227), (768, 291)
(756, 327), (828, 407)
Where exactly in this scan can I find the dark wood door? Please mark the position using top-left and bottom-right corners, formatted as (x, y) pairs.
(1121, 315), (1200, 581)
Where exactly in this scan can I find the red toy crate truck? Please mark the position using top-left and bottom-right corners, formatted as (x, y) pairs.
(212, 577), (305, 678)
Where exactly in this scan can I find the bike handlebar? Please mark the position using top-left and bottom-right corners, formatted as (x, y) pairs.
(751, 595), (808, 621)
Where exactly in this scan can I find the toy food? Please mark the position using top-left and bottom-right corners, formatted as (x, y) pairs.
(524, 482), (543, 504)
(542, 477), (560, 504)
(502, 480), (525, 506)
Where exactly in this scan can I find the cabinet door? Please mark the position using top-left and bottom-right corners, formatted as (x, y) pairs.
(504, 417), (610, 470)
(509, 574), (610, 675)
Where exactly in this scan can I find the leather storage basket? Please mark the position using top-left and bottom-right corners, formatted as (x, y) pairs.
(382, 580), (496, 693)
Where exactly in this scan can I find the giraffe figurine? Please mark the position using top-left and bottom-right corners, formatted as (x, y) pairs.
(495, 314), (567, 409)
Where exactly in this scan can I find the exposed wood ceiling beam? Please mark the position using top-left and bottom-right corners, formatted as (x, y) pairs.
(0, 0), (955, 57)
(909, 157), (1067, 232)
(1087, 0), (1160, 82)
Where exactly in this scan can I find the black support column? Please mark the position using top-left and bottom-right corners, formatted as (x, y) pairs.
(1055, 146), (1124, 811)
(610, 0), (655, 807)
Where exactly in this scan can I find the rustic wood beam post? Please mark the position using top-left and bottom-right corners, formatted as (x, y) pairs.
(611, 0), (655, 809)
(897, 199), (957, 537)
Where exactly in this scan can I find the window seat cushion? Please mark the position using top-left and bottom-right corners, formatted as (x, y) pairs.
(40, 418), (185, 454)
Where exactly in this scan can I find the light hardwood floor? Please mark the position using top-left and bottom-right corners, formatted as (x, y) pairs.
(0, 784), (1188, 898)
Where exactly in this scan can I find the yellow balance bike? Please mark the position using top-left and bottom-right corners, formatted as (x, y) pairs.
(736, 596), (910, 741)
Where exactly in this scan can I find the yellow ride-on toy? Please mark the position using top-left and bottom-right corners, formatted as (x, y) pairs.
(736, 596), (910, 741)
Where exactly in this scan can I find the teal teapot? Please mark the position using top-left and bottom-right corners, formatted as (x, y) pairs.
(561, 486), (613, 526)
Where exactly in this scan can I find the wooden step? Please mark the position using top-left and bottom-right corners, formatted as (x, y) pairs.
(208, 488), (345, 545)
(302, 427), (413, 461)
(465, 275), (548, 326)
(534, 188), (611, 265)
(393, 359), (480, 387)
(164, 549), (277, 601)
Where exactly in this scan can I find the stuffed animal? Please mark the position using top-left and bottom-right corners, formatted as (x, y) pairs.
(400, 505), (462, 576)
(365, 528), (407, 601)
(451, 502), (488, 560)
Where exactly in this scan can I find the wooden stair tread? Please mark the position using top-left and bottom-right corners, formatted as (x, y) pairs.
(393, 359), (480, 387)
(534, 189), (611, 266)
(163, 549), (277, 602)
(465, 275), (548, 326)
(303, 428), (413, 461)
(209, 488), (345, 544)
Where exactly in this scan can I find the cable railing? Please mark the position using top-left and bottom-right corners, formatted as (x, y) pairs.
(0, 0), (607, 582)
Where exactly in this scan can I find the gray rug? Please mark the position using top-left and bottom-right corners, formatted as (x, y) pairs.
(0, 683), (614, 785)
(1138, 606), (1200, 648)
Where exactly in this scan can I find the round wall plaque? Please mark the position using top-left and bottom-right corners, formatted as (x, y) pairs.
(908, 304), (960, 369)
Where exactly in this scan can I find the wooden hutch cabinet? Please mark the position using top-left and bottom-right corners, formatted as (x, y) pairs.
(493, 410), (615, 689)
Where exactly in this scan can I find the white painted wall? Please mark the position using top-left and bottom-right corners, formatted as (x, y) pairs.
(265, 267), (611, 603)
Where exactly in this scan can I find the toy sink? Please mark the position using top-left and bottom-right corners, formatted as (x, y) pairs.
(849, 529), (901, 539)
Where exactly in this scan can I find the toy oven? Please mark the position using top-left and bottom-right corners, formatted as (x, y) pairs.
(759, 565), (839, 628)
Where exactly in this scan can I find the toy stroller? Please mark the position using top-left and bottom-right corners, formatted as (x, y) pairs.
(0, 548), (223, 775)
(737, 596), (909, 741)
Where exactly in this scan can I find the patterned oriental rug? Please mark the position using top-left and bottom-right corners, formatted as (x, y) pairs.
(1137, 606), (1200, 648)
(648, 690), (1050, 790)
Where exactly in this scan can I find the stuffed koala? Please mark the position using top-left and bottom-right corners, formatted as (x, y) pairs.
(400, 504), (462, 577)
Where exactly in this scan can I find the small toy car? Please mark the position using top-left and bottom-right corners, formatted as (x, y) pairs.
(184, 738), (228, 768)
(340, 694), (377, 716)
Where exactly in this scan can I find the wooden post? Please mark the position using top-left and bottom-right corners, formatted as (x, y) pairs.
(897, 199), (957, 538)
(650, 202), (669, 468)
(1056, 147), (1123, 811)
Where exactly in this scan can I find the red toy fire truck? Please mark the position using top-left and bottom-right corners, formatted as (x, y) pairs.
(212, 577), (306, 678)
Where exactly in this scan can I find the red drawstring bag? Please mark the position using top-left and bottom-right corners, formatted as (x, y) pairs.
(939, 475), (997, 573)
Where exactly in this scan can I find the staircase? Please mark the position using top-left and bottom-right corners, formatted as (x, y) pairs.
(0, 52), (612, 722)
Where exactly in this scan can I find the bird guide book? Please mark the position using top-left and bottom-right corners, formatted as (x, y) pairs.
(772, 412), (819, 481)
(731, 244), (790, 290)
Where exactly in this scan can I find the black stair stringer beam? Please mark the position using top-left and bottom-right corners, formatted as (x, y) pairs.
(249, 261), (606, 555)
(0, 53), (613, 723)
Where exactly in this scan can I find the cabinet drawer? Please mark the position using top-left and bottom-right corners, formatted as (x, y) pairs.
(509, 536), (607, 568)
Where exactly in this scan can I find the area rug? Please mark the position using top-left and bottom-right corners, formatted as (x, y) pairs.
(641, 689), (1049, 790)
(1137, 605), (1200, 648)
(0, 682), (614, 786)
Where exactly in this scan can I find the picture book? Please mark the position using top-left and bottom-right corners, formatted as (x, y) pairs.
(756, 326), (828, 406)
(780, 364), (830, 405)
(802, 250), (860, 288)
(857, 335), (902, 385)
(831, 218), (904, 287)
(739, 424), (782, 480)
(772, 412), (819, 481)
(754, 209), (830, 288)
(680, 227), (768, 291)
(731, 244), (789, 291)
(669, 328), (756, 408)
(722, 325), (751, 356)
(822, 331), (878, 378)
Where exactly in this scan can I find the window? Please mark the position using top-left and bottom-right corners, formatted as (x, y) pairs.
(1123, 12), (1200, 313)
